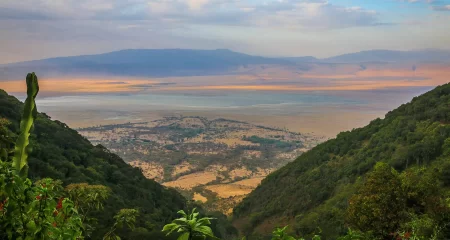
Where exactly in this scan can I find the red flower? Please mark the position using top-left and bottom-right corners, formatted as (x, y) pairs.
(404, 232), (411, 239)
(56, 197), (64, 210)
(36, 195), (41, 200)
(52, 222), (57, 227)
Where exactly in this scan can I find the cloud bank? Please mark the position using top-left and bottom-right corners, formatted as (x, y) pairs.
(0, 0), (449, 63)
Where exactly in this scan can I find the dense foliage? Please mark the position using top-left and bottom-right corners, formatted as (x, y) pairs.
(0, 168), (84, 239)
(233, 83), (450, 239)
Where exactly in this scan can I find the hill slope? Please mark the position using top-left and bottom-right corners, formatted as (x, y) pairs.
(0, 49), (288, 79)
(0, 89), (189, 239)
(233, 82), (450, 238)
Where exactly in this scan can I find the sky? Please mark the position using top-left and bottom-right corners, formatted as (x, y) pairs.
(1, 0), (450, 64)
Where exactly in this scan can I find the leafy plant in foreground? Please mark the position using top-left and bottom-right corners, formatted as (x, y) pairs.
(162, 208), (218, 240)
(12, 72), (39, 178)
(0, 152), (84, 239)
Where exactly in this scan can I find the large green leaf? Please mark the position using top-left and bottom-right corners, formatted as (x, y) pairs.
(196, 217), (214, 227)
(195, 226), (219, 239)
(177, 210), (188, 218)
(163, 223), (183, 236)
(178, 232), (190, 240)
(12, 72), (39, 178)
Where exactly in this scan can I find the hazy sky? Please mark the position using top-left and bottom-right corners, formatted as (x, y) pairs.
(1, 0), (450, 64)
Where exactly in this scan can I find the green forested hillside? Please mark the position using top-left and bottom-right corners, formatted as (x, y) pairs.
(0, 89), (189, 239)
(233, 83), (450, 239)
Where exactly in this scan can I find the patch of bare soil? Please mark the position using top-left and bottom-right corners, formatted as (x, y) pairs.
(229, 167), (252, 179)
(172, 162), (193, 177)
(205, 184), (253, 198)
(163, 172), (217, 189)
(193, 192), (208, 203)
(233, 177), (265, 187)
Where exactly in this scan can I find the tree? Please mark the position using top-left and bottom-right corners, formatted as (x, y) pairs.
(347, 162), (406, 238)
(103, 208), (139, 240)
(162, 208), (218, 240)
(65, 183), (111, 236)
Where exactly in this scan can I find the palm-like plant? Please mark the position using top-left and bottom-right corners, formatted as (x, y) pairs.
(162, 208), (219, 240)
(12, 72), (39, 178)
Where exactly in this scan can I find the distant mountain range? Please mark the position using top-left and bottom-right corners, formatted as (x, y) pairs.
(322, 49), (450, 63)
(281, 56), (319, 63)
(0, 49), (288, 79)
(1, 48), (450, 80)
(283, 49), (450, 64)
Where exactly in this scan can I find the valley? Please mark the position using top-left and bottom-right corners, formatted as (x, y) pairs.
(2, 1), (450, 238)
(77, 116), (325, 214)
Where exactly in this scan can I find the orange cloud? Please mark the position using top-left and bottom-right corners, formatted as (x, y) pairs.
(0, 78), (159, 94)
